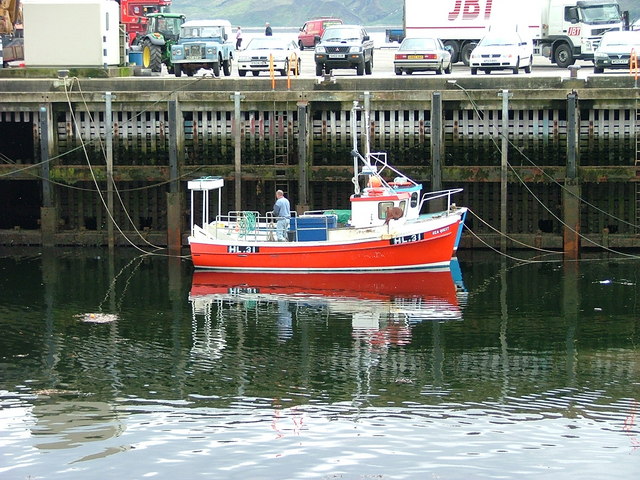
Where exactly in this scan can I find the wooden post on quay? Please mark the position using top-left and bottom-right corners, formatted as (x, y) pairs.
(563, 92), (581, 259)
(430, 91), (444, 212)
(167, 98), (183, 254)
(499, 89), (511, 254)
(296, 101), (310, 212)
(233, 92), (244, 212)
(105, 92), (115, 251)
(39, 104), (57, 247)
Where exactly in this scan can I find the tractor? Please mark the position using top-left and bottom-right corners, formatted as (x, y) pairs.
(135, 12), (185, 73)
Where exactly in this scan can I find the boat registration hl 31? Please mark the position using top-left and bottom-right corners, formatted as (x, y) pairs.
(391, 232), (425, 245)
(227, 245), (260, 253)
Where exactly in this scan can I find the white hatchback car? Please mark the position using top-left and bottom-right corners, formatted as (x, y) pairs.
(469, 30), (533, 75)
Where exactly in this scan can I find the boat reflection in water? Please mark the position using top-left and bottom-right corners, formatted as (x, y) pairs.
(189, 265), (465, 349)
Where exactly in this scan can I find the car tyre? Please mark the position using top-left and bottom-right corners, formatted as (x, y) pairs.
(315, 63), (324, 76)
(436, 62), (443, 74)
(524, 56), (532, 73)
(594, 66), (604, 74)
(395, 68), (402, 75)
(238, 69), (246, 77)
(356, 60), (364, 76)
(444, 62), (452, 74)
(174, 64), (182, 78)
(471, 67), (477, 75)
(223, 57), (232, 76)
(365, 56), (373, 75)
(298, 41), (304, 51)
(252, 70), (260, 76)
(512, 60), (519, 74)
(280, 60), (288, 76)
(213, 62), (221, 77)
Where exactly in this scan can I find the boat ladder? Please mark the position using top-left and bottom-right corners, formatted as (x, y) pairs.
(273, 107), (289, 194)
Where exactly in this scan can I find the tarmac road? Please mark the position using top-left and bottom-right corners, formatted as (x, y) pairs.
(162, 46), (634, 81)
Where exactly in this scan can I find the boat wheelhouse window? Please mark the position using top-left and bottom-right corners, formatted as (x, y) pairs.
(378, 201), (406, 219)
(378, 202), (394, 219)
(410, 192), (418, 208)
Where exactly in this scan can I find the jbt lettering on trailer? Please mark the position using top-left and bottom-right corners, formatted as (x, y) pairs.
(227, 245), (259, 253)
(391, 233), (424, 245)
(448, 0), (493, 22)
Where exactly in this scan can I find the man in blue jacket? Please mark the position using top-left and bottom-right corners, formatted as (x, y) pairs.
(272, 190), (290, 241)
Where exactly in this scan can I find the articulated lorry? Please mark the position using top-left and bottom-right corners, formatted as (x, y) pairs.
(404, 0), (625, 67)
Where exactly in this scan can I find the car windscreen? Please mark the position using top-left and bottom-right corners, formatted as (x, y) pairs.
(246, 38), (288, 50)
(479, 34), (519, 47)
(322, 27), (361, 41)
(181, 26), (222, 38)
(400, 38), (437, 50)
(600, 32), (640, 47)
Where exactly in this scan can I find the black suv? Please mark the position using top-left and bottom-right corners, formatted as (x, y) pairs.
(314, 24), (374, 76)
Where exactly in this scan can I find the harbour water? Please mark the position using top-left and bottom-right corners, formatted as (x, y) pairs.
(0, 248), (638, 479)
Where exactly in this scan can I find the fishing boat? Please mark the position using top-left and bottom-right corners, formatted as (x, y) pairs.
(189, 268), (464, 322)
(188, 102), (467, 272)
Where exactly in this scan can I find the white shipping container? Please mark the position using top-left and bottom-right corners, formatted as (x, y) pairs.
(22, 0), (120, 67)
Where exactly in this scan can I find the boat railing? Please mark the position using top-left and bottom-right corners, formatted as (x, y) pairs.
(419, 188), (464, 213)
(205, 210), (340, 242)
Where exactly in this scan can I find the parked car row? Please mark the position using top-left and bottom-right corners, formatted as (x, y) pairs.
(168, 16), (640, 78)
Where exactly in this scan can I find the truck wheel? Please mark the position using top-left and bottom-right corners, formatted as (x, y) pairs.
(142, 41), (162, 73)
(443, 40), (459, 64)
(554, 44), (574, 68)
(315, 63), (323, 76)
(213, 62), (221, 77)
(174, 64), (182, 77)
(356, 60), (364, 76)
(460, 43), (476, 66)
(223, 58), (232, 76)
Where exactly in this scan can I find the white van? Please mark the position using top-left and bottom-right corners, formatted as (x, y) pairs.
(469, 28), (533, 75)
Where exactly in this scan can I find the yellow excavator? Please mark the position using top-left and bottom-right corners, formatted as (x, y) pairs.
(0, 0), (23, 66)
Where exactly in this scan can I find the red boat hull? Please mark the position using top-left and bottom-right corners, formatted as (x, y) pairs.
(190, 216), (461, 272)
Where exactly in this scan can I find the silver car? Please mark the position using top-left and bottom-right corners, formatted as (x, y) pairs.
(593, 31), (640, 73)
(394, 37), (452, 75)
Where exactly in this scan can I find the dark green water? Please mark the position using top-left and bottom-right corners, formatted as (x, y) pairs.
(0, 248), (638, 479)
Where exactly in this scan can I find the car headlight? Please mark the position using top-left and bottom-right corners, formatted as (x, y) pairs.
(238, 56), (250, 62)
(207, 48), (216, 55)
(594, 52), (607, 59)
(315, 46), (326, 53)
(349, 46), (362, 53)
(173, 48), (183, 56)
